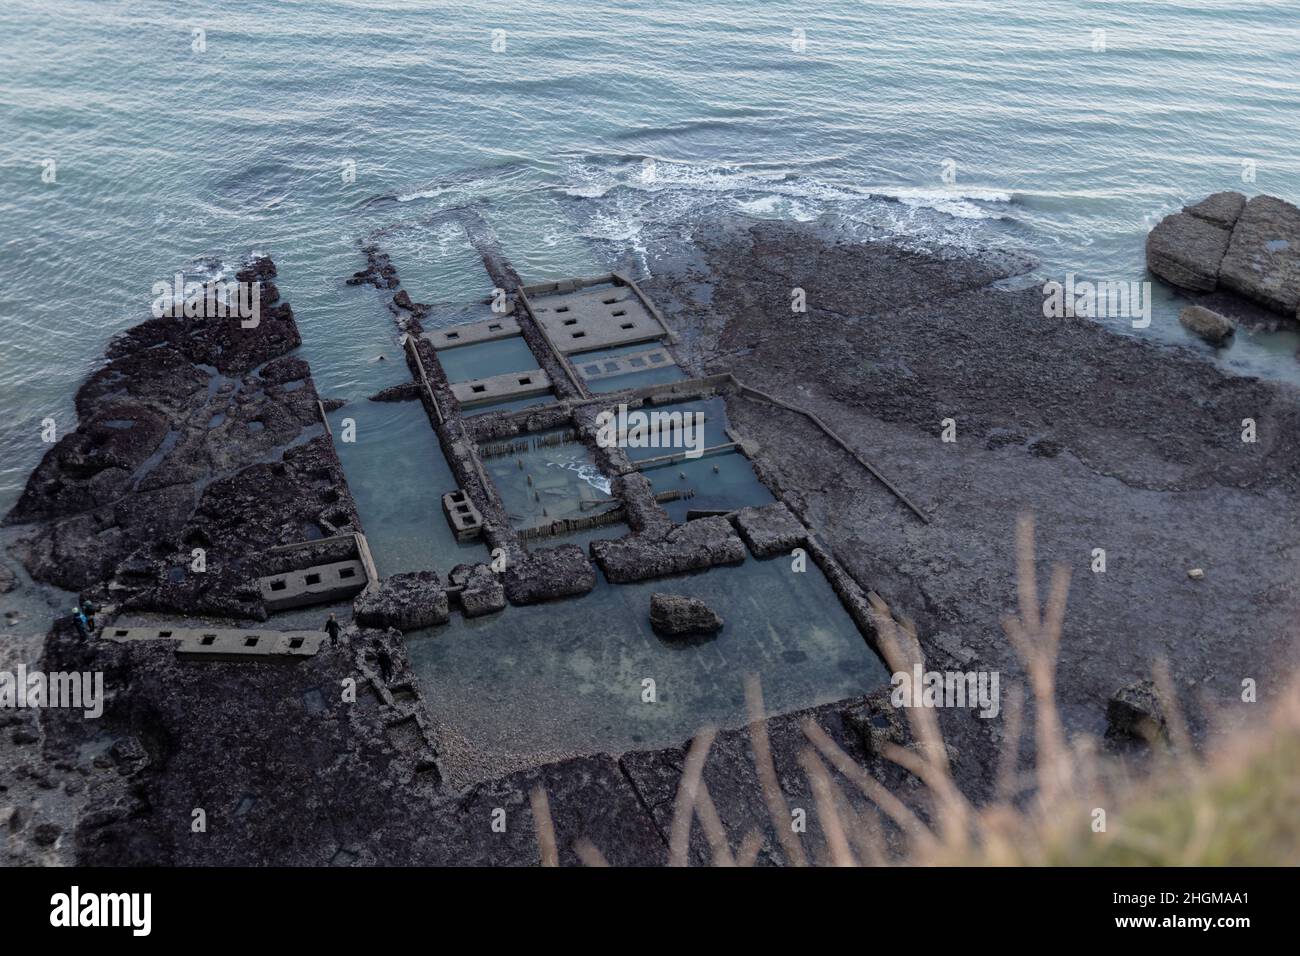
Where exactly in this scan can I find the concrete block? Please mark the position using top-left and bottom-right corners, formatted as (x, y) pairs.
(104, 626), (324, 660)
(732, 502), (808, 558)
(258, 560), (367, 612)
(531, 284), (666, 354)
(451, 369), (552, 408)
(575, 346), (677, 382)
(424, 315), (521, 350)
(442, 490), (483, 541)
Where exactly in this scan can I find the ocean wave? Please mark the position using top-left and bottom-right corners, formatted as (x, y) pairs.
(562, 157), (1015, 222)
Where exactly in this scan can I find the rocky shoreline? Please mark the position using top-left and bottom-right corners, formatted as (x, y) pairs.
(1147, 191), (1300, 340)
(4, 198), (1298, 865)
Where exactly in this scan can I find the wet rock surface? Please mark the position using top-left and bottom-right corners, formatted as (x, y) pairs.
(648, 592), (723, 636)
(368, 381), (421, 403)
(1218, 194), (1300, 315)
(12, 212), (1300, 866)
(1148, 192), (1300, 323)
(591, 515), (746, 583)
(642, 214), (1300, 778)
(449, 562), (505, 617)
(1179, 305), (1236, 345)
(353, 571), (450, 631)
(1184, 190), (1247, 231)
(1145, 211), (1231, 292)
(41, 602), (967, 866)
(5, 256), (361, 615)
(503, 544), (596, 604)
(33, 619), (445, 866)
(732, 501), (807, 558)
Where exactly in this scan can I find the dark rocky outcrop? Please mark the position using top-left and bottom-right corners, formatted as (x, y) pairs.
(642, 213), (1300, 798)
(1179, 305), (1235, 345)
(503, 544), (596, 604)
(448, 562), (505, 617)
(732, 502), (806, 558)
(1145, 212), (1231, 292)
(346, 244), (399, 290)
(5, 255), (362, 615)
(1105, 679), (1167, 744)
(591, 515), (746, 584)
(353, 571), (450, 631)
(648, 593), (723, 636)
(368, 382), (422, 403)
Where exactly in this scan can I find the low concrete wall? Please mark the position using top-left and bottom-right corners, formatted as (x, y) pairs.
(258, 559), (367, 611)
(451, 368), (552, 407)
(424, 314), (520, 349)
(104, 625), (325, 660)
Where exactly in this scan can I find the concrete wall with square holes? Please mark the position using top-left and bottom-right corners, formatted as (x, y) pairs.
(531, 285), (666, 354)
(104, 626), (324, 659)
(449, 368), (552, 407)
(423, 315), (520, 350)
(575, 346), (678, 382)
(441, 489), (483, 541)
(257, 559), (367, 612)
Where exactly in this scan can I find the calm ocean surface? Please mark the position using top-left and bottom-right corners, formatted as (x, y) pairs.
(3, 0), (1298, 514)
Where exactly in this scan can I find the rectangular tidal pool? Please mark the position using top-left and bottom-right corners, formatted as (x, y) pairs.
(403, 555), (888, 786)
(482, 429), (618, 533)
(626, 397), (774, 520)
(329, 400), (485, 578)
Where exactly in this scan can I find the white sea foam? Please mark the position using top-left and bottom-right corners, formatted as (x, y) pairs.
(564, 157), (1015, 223)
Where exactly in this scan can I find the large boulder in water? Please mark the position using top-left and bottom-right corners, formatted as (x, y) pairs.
(649, 593), (723, 637)
(1145, 212), (1231, 292)
(1218, 194), (1300, 315)
(353, 571), (449, 631)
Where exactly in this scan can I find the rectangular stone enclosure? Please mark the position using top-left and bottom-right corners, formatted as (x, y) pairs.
(522, 276), (672, 355)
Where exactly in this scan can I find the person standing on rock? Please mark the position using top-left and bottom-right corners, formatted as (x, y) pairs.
(71, 607), (89, 639)
(81, 600), (98, 630)
(372, 638), (393, 684)
(324, 612), (341, 647)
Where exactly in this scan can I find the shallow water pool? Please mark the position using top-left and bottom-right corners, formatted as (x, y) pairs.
(404, 554), (887, 778)
(329, 400), (486, 577)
